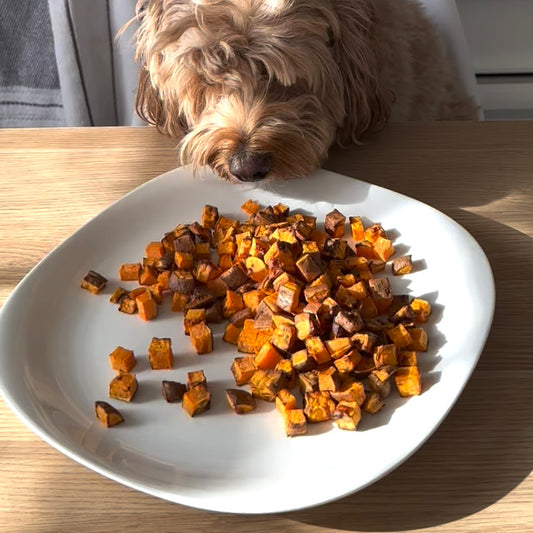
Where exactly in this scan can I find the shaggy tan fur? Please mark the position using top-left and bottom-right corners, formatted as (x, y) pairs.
(132, 0), (478, 182)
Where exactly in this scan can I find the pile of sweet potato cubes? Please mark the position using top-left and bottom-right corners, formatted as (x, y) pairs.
(86, 199), (431, 436)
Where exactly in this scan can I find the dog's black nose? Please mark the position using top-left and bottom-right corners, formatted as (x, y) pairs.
(229, 152), (271, 182)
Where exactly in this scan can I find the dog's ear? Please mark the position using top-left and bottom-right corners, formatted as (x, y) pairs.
(332, 0), (391, 145)
(135, 67), (187, 139)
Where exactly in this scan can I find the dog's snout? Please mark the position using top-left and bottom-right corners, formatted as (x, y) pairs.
(229, 152), (271, 182)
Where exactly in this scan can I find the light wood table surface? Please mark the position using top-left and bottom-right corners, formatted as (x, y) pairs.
(0, 123), (531, 532)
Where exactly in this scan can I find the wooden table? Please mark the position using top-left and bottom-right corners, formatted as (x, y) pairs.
(0, 123), (531, 532)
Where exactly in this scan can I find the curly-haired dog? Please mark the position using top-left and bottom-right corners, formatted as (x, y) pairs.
(132, 0), (478, 182)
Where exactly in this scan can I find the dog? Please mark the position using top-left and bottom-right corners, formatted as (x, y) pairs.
(131, 0), (478, 182)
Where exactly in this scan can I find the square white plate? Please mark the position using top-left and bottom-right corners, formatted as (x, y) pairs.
(0, 168), (494, 513)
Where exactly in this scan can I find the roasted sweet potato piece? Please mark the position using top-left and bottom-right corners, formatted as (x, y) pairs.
(109, 346), (136, 373)
(362, 391), (385, 414)
(145, 241), (165, 259)
(410, 298), (432, 323)
(334, 401), (362, 431)
(171, 292), (189, 312)
(368, 277), (393, 314)
(275, 359), (297, 389)
(263, 241), (296, 272)
(275, 389), (297, 415)
(373, 344), (398, 367)
(325, 337), (353, 359)
(223, 323), (242, 345)
(294, 313), (319, 340)
(304, 391), (336, 422)
(95, 401), (124, 427)
(237, 319), (275, 354)
(305, 336), (330, 365)
(148, 337), (173, 369)
(189, 322), (213, 354)
(230, 355), (257, 385)
(119, 263), (141, 282)
(245, 256), (268, 282)
(373, 236), (395, 262)
(284, 408), (307, 437)
(394, 366), (422, 396)
(183, 308), (207, 335)
(118, 296), (137, 314)
(324, 209), (346, 238)
(333, 350), (363, 373)
(330, 379), (366, 406)
(169, 270), (196, 294)
(334, 310), (364, 334)
(81, 270), (108, 294)
(407, 327), (428, 351)
(386, 323), (413, 348)
(135, 291), (158, 321)
(351, 332), (377, 354)
(108, 373), (138, 402)
(222, 290), (244, 318)
(187, 369), (207, 389)
(226, 388), (256, 414)
(255, 341), (283, 370)
(109, 287), (128, 304)
(296, 253), (322, 282)
(318, 366), (342, 392)
(290, 349), (316, 373)
(220, 263), (249, 290)
(271, 323), (297, 352)
(398, 350), (418, 366)
(162, 380), (187, 403)
(202, 204), (219, 229)
(392, 255), (413, 275)
(368, 368), (393, 398)
(249, 369), (286, 401)
(182, 384), (211, 417)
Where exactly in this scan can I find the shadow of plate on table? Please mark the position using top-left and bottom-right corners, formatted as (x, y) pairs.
(283, 210), (533, 531)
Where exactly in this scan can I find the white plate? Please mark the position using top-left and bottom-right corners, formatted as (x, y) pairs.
(0, 168), (494, 514)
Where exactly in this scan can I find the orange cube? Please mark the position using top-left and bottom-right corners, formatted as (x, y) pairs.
(135, 291), (158, 321)
(305, 336), (331, 365)
(108, 346), (136, 373)
(349, 216), (365, 241)
(255, 341), (283, 370)
(223, 323), (242, 345)
(394, 366), (422, 396)
(189, 322), (213, 354)
(108, 373), (138, 402)
(373, 236), (395, 262)
(148, 337), (173, 369)
(145, 241), (165, 259)
(386, 323), (413, 348)
(119, 263), (141, 282)
(407, 328), (428, 351)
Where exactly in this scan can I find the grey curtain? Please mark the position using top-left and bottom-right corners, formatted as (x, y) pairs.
(0, 0), (141, 128)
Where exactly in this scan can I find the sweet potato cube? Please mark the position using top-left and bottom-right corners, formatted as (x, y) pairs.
(333, 350), (363, 373)
(187, 369), (207, 390)
(183, 308), (207, 335)
(145, 241), (165, 259)
(373, 236), (395, 262)
(305, 336), (331, 364)
(95, 401), (124, 428)
(249, 369), (286, 401)
(171, 292), (189, 312)
(255, 341), (283, 370)
(334, 310), (364, 334)
(119, 263), (141, 282)
(296, 254), (322, 283)
(325, 337), (353, 359)
(410, 298), (432, 323)
(230, 355), (257, 385)
(138, 266), (157, 286)
(362, 391), (384, 414)
(218, 253), (233, 270)
(335, 401), (362, 431)
(202, 204), (219, 229)
(271, 323), (297, 352)
(368, 369), (392, 398)
(394, 366), (422, 396)
(392, 255), (413, 275)
(407, 328), (428, 351)
(162, 380), (186, 403)
(241, 199), (261, 216)
(398, 350), (418, 366)
(373, 344), (398, 367)
(109, 346), (136, 373)
(148, 337), (173, 369)
(109, 286), (128, 304)
(206, 277), (227, 298)
(81, 270), (107, 294)
(108, 373), (138, 402)
(330, 380), (366, 406)
(294, 313), (319, 340)
(275, 359), (297, 389)
(237, 319), (275, 354)
(263, 241), (296, 272)
(303, 284), (329, 304)
(245, 256), (267, 282)
(368, 277), (393, 314)
(222, 290), (244, 318)
(243, 289), (265, 313)
(351, 332), (377, 354)
(291, 349), (316, 373)
(189, 322), (213, 354)
(369, 259), (386, 274)
(226, 388), (256, 414)
(118, 296), (137, 314)
(349, 216), (365, 241)
(358, 296), (379, 319)
(223, 323), (242, 345)
(220, 263), (249, 290)
(193, 260), (216, 283)
(364, 224), (386, 243)
(304, 391), (336, 422)
(284, 409), (308, 437)
(318, 366), (342, 392)
(276, 389), (297, 415)
(276, 282), (301, 313)
(174, 251), (194, 270)
(355, 240), (377, 259)
(169, 270), (196, 294)
(135, 291), (158, 321)
(182, 384), (211, 417)
(386, 323), (413, 348)
(324, 208), (346, 238)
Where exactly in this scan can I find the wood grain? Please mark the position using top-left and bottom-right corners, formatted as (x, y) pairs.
(0, 124), (531, 533)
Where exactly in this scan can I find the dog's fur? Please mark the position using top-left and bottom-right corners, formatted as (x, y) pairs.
(132, 0), (478, 181)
